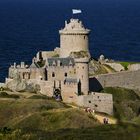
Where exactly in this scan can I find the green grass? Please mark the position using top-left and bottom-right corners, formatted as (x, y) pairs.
(101, 87), (140, 101)
(0, 98), (101, 140)
(0, 89), (140, 140)
(37, 60), (45, 67)
(14, 109), (99, 131)
(28, 95), (51, 99)
(0, 123), (140, 140)
(119, 61), (140, 70)
(0, 99), (70, 127)
(0, 92), (20, 99)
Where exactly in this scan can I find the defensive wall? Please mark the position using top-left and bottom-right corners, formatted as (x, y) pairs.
(90, 70), (140, 91)
(128, 64), (140, 71)
(77, 92), (113, 115)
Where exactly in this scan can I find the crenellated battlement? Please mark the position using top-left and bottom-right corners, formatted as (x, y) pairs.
(59, 19), (90, 35)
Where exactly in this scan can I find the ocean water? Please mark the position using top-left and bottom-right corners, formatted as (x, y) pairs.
(0, 0), (140, 82)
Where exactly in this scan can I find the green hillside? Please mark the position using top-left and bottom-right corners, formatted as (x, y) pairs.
(0, 90), (140, 140)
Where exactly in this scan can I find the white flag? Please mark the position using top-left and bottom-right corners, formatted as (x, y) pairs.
(72, 9), (82, 14)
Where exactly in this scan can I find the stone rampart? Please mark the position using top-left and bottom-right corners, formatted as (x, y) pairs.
(128, 64), (140, 71)
(76, 92), (113, 115)
(90, 70), (140, 91)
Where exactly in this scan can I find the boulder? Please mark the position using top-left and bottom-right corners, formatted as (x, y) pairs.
(6, 76), (40, 93)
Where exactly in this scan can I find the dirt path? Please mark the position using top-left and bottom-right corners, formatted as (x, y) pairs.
(93, 113), (117, 124)
(66, 103), (117, 124)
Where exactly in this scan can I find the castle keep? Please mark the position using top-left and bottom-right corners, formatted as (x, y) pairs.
(6, 18), (113, 115)
(59, 19), (90, 57)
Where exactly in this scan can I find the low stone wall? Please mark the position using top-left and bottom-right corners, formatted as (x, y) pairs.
(76, 92), (113, 115)
(90, 70), (140, 91)
(128, 64), (140, 71)
(36, 47), (60, 61)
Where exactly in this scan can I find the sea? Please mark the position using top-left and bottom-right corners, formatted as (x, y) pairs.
(0, 0), (140, 82)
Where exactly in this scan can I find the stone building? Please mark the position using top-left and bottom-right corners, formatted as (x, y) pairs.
(6, 18), (113, 115)
(59, 19), (90, 57)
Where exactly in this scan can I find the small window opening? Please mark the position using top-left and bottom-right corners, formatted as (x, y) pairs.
(65, 73), (67, 77)
(89, 101), (91, 103)
(52, 72), (55, 77)
(95, 104), (98, 107)
(84, 36), (86, 39)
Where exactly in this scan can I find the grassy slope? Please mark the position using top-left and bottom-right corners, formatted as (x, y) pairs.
(0, 99), (70, 127)
(0, 95), (100, 140)
(0, 91), (140, 140)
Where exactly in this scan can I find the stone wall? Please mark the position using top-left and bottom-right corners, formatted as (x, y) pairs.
(128, 64), (140, 71)
(29, 79), (54, 97)
(90, 70), (140, 91)
(59, 19), (90, 57)
(61, 83), (78, 103)
(76, 92), (113, 115)
(47, 66), (76, 82)
(9, 67), (46, 81)
(36, 47), (60, 61)
(75, 58), (89, 95)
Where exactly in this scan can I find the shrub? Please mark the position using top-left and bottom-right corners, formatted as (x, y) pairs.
(0, 92), (20, 99)
(28, 95), (50, 99)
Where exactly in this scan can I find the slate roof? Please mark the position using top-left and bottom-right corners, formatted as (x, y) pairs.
(65, 78), (77, 83)
(47, 57), (75, 66)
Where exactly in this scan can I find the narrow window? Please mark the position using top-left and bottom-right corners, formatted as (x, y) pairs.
(84, 36), (86, 39)
(95, 104), (98, 107)
(65, 73), (67, 77)
(89, 101), (91, 103)
(52, 72), (55, 77)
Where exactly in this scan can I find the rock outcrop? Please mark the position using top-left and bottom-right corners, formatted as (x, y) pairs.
(6, 74), (40, 93)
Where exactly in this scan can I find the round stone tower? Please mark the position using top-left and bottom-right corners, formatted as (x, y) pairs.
(75, 58), (89, 95)
(59, 19), (90, 57)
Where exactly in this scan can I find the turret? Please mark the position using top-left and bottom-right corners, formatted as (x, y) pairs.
(75, 58), (89, 95)
(59, 19), (90, 57)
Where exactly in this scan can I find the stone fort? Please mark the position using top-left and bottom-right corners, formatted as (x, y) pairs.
(6, 18), (113, 115)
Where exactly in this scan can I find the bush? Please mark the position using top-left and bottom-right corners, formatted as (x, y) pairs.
(0, 92), (9, 97)
(0, 92), (20, 99)
(28, 95), (50, 99)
